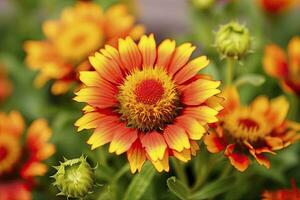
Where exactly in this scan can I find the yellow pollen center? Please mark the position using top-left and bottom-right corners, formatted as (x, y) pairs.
(117, 67), (180, 132)
(224, 108), (271, 142)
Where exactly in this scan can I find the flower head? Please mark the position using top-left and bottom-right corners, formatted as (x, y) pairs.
(0, 64), (12, 102)
(215, 21), (251, 60)
(261, 180), (300, 200)
(52, 156), (95, 199)
(24, 2), (144, 95)
(0, 111), (55, 197)
(0, 181), (31, 200)
(258, 0), (294, 14)
(263, 37), (300, 96)
(204, 86), (300, 171)
(75, 34), (222, 173)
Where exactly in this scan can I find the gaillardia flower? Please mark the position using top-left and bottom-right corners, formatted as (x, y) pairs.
(204, 86), (300, 171)
(261, 180), (300, 200)
(0, 111), (55, 200)
(258, 0), (294, 14)
(264, 37), (300, 96)
(0, 64), (12, 103)
(24, 2), (144, 95)
(75, 34), (222, 173)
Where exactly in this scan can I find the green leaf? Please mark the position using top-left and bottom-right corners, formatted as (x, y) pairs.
(190, 176), (234, 200)
(123, 162), (156, 200)
(167, 177), (190, 200)
(234, 74), (265, 87)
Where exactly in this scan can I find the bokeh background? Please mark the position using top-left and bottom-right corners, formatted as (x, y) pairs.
(0, 0), (300, 199)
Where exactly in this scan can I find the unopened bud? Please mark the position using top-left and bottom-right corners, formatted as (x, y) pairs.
(215, 21), (251, 60)
(52, 156), (95, 199)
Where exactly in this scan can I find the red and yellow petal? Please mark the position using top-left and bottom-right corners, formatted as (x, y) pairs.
(109, 126), (138, 155)
(263, 44), (289, 79)
(127, 140), (146, 173)
(74, 87), (118, 109)
(86, 116), (120, 149)
(0, 181), (31, 200)
(175, 116), (206, 140)
(89, 52), (123, 84)
(172, 148), (192, 162)
(174, 56), (209, 85)
(119, 37), (142, 71)
(75, 112), (104, 131)
(156, 39), (176, 68)
(138, 34), (157, 68)
(183, 106), (219, 124)
(167, 43), (196, 76)
(150, 151), (170, 172)
(163, 125), (190, 152)
(181, 79), (221, 106)
(204, 131), (226, 153)
(20, 160), (48, 178)
(141, 132), (167, 162)
(265, 136), (284, 150)
(225, 144), (250, 172)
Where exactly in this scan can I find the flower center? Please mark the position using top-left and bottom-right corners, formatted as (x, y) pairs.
(224, 108), (271, 142)
(118, 67), (180, 132)
(55, 22), (103, 63)
(238, 118), (260, 132)
(135, 79), (165, 104)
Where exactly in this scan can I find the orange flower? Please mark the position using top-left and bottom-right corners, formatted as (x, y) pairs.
(264, 37), (300, 96)
(0, 111), (55, 199)
(261, 180), (300, 200)
(0, 181), (31, 200)
(204, 86), (300, 171)
(258, 0), (294, 14)
(0, 64), (12, 102)
(24, 2), (144, 95)
(74, 34), (222, 173)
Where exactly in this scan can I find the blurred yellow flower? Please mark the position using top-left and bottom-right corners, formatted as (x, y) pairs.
(0, 111), (55, 199)
(74, 34), (222, 173)
(258, 0), (295, 14)
(263, 37), (300, 96)
(24, 2), (144, 95)
(204, 86), (300, 172)
(261, 180), (300, 200)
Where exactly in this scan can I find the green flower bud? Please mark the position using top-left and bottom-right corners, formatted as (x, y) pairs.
(52, 156), (95, 199)
(192, 0), (215, 10)
(215, 21), (251, 60)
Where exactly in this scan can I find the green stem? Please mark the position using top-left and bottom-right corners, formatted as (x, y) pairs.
(225, 58), (234, 86)
(191, 155), (224, 192)
(220, 163), (232, 179)
(287, 93), (299, 120)
(112, 164), (130, 183)
(171, 158), (188, 186)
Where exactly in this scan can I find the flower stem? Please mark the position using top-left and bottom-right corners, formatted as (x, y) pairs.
(171, 158), (188, 186)
(225, 58), (234, 86)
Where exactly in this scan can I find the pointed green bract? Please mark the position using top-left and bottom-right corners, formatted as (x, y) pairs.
(51, 156), (96, 199)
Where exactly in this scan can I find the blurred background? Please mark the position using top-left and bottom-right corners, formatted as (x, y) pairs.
(0, 0), (300, 199)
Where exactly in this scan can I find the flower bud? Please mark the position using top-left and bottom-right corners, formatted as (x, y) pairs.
(215, 21), (251, 60)
(52, 156), (95, 199)
(192, 0), (215, 10)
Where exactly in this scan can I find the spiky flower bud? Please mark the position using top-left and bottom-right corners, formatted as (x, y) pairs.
(52, 156), (95, 199)
(192, 0), (215, 10)
(215, 21), (251, 60)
